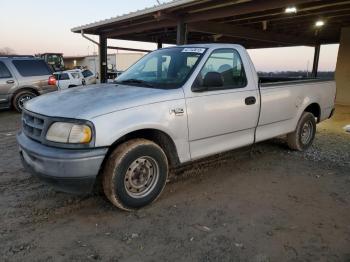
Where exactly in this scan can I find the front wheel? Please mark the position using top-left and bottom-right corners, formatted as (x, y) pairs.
(287, 112), (316, 151)
(102, 139), (168, 210)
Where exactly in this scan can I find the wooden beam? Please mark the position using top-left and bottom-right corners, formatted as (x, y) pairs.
(107, 46), (152, 53)
(224, 1), (350, 24)
(185, 0), (320, 23)
(187, 21), (315, 45)
(104, 20), (175, 38)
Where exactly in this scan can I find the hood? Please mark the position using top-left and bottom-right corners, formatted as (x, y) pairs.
(25, 84), (184, 119)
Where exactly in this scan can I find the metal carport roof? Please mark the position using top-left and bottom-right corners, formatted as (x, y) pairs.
(72, 0), (350, 48)
(71, 0), (350, 83)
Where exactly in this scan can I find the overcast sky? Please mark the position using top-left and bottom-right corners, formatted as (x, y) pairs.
(0, 0), (339, 72)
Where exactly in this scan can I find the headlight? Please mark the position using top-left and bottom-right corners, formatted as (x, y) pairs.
(46, 122), (92, 144)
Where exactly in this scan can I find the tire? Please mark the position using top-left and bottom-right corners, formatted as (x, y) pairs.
(102, 139), (168, 211)
(13, 90), (37, 113)
(287, 112), (316, 151)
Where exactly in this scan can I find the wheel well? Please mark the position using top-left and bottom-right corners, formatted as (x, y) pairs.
(11, 87), (39, 107)
(304, 103), (321, 122)
(106, 129), (180, 168)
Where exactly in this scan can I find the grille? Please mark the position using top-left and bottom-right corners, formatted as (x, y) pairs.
(22, 111), (46, 142)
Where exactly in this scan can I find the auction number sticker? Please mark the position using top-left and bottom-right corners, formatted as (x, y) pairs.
(182, 48), (206, 53)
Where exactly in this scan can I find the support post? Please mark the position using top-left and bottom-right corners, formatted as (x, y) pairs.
(312, 44), (321, 78)
(176, 19), (187, 45)
(99, 35), (108, 83)
(157, 39), (163, 49)
(335, 27), (350, 105)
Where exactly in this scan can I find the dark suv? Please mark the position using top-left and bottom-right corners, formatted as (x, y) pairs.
(0, 56), (58, 112)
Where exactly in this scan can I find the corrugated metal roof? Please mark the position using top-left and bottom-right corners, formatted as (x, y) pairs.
(71, 0), (198, 32)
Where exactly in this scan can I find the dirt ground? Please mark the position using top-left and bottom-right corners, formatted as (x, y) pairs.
(0, 106), (349, 262)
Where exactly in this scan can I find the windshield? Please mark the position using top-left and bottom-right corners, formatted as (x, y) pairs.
(116, 47), (206, 89)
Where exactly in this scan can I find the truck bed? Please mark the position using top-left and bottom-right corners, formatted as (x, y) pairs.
(256, 78), (336, 142)
(260, 77), (334, 86)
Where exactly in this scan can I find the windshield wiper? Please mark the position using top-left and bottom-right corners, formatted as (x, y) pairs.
(118, 79), (154, 88)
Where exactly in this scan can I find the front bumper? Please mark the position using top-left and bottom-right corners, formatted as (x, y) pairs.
(17, 132), (108, 194)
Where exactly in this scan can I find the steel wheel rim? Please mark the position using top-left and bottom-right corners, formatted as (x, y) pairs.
(124, 156), (159, 198)
(18, 94), (34, 109)
(301, 120), (313, 145)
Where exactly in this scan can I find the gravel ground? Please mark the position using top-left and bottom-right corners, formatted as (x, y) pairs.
(0, 106), (349, 262)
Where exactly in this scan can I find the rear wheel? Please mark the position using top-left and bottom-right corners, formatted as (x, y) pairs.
(287, 112), (316, 151)
(13, 90), (37, 113)
(102, 139), (168, 211)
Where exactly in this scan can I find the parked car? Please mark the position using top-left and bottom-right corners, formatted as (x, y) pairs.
(54, 70), (85, 89)
(81, 69), (97, 85)
(0, 56), (57, 112)
(17, 44), (336, 210)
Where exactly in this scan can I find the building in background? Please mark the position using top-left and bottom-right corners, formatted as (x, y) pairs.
(64, 53), (145, 76)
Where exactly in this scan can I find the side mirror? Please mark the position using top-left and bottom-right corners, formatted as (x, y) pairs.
(203, 72), (224, 87)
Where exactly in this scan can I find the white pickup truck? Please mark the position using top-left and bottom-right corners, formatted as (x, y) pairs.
(17, 44), (336, 210)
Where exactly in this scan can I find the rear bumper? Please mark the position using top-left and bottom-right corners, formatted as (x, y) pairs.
(17, 132), (108, 194)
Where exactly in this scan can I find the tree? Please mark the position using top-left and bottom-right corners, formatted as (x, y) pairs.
(0, 47), (16, 55)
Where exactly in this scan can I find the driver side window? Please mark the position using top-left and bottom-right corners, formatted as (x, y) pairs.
(194, 49), (247, 91)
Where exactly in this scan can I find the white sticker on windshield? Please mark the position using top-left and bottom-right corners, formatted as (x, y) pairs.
(182, 48), (206, 54)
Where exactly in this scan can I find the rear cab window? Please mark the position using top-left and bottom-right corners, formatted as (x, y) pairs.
(0, 61), (12, 79)
(12, 59), (52, 77)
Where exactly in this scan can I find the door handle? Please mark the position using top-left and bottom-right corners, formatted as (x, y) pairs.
(6, 80), (15, 84)
(245, 96), (256, 105)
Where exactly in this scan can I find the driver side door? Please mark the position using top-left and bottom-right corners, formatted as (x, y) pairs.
(185, 48), (259, 160)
